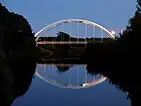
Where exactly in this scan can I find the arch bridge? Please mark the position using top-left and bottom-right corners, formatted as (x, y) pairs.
(35, 19), (116, 63)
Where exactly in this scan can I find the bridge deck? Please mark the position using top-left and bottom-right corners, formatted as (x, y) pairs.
(36, 41), (89, 44)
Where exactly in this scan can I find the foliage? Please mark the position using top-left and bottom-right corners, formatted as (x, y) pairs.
(0, 3), (38, 105)
(56, 31), (71, 41)
(86, 1), (141, 106)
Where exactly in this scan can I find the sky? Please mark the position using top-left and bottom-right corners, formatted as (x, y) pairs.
(2, 0), (137, 34)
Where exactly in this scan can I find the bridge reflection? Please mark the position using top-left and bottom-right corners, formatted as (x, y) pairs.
(35, 63), (107, 89)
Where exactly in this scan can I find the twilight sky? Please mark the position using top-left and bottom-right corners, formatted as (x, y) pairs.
(3, 0), (136, 34)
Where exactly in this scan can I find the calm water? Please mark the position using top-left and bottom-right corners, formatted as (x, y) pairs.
(12, 64), (131, 106)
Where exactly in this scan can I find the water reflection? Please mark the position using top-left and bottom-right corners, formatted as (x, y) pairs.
(12, 63), (131, 106)
(35, 64), (107, 89)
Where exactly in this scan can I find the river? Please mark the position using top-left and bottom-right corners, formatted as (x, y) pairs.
(12, 64), (131, 106)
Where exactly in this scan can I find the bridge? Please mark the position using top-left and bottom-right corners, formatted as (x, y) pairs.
(35, 19), (116, 59)
(37, 41), (88, 44)
(35, 19), (115, 89)
(35, 19), (116, 64)
(36, 37), (115, 45)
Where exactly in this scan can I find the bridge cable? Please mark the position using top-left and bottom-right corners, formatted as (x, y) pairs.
(100, 29), (104, 43)
(76, 22), (79, 85)
(68, 22), (71, 85)
(92, 25), (96, 43)
(84, 24), (88, 83)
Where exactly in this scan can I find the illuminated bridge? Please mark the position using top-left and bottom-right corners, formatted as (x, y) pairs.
(36, 38), (114, 45)
(35, 19), (116, 44)
(35, 19), (117, 89)
(35, 19), (116, 63)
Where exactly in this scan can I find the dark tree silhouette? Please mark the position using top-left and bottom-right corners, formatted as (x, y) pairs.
(85, 1), (141, 106)
(56, 31), (71, 41)
(0, 3), (39, 105)
(0, 56), (14, 106)
(55, 32), (71, 58)
(57, 65), (70, 73)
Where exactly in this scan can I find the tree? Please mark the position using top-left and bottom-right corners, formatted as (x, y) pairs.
(56, 31), (71, 58)
(56, 31), (71, 41)
(86, 1), (141, 106)
(57, 66), (70, 73)
(0, 3), (38, 105)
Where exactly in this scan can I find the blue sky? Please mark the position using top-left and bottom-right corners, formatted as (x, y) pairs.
(3, 0), (136, 34)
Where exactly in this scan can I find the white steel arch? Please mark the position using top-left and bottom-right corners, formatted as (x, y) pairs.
(35, 19), (114, 89)
(35, 67), (106, 89)
(35, 19), (115, 41)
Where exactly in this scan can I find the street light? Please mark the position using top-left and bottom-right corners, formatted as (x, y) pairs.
(111, 30), (116, 35)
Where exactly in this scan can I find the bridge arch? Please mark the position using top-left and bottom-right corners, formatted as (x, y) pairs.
(35, 19), (116, 41)
(35, 19), (115, 89)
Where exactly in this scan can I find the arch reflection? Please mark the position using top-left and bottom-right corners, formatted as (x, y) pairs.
(35, 64), (107, 89)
